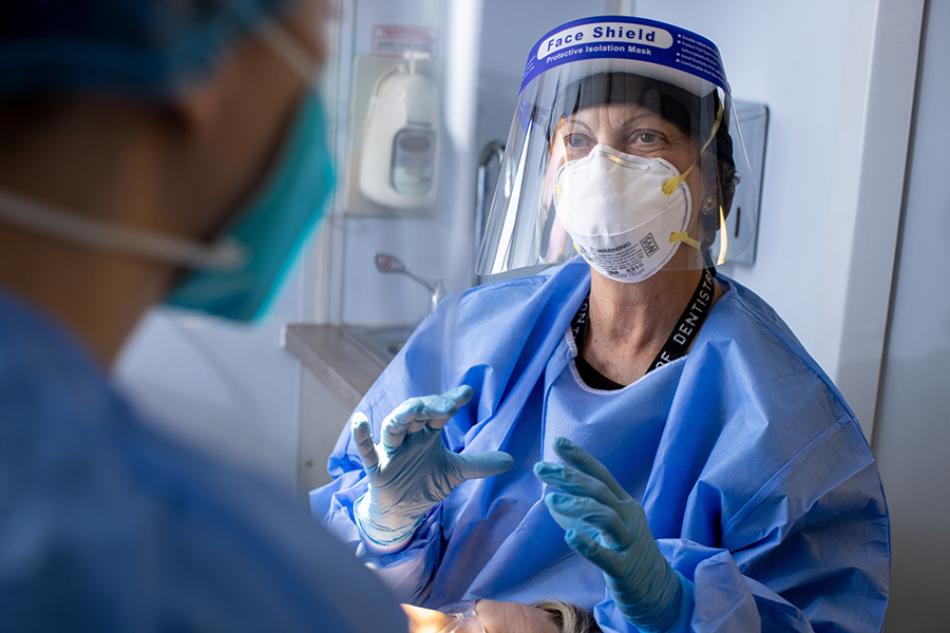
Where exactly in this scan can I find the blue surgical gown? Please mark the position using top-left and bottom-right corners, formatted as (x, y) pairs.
(0, 289), (406, 632)
(311, 259), (890, 632)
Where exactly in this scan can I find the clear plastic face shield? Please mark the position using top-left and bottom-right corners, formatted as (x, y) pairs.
(402, 602), (486, 633)
(477, 16), (756, 283)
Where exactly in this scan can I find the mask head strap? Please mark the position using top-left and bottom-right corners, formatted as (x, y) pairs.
(0, 191), (245, 270)
(669, 231), (702, 251)
(669, 203), (728, 264)
(255, 19), (322, 84)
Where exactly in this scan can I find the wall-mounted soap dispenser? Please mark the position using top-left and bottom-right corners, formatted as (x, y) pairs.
(358, 51), (439, 209)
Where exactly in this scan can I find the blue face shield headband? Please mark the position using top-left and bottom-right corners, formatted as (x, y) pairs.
(0, 19), (335, 323)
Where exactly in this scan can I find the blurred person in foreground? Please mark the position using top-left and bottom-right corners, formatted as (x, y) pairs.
(0, 0), (405, 630)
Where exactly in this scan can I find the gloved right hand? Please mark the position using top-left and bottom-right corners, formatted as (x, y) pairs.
(352, 385), (514, 550)
(534, 437), (683, 632)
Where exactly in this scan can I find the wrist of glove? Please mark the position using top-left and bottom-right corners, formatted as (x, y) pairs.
(354, 492), (428, 550)
(535, 436), (683, 632)
(600, 542), (683, 630)
(350, 386), (513, 551)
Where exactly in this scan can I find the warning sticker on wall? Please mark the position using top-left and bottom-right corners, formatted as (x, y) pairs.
(372, 24), (439, 57)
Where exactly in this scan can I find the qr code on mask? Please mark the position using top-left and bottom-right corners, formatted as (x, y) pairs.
(640, 233), (659, 257)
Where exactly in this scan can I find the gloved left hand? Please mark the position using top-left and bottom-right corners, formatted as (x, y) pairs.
(534, 437), (684, 632)
(352, 386), (514, 551)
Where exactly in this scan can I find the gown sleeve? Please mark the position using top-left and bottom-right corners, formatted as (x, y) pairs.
(592, 417), (889, 633)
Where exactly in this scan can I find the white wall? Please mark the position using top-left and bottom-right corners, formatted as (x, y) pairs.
(299, 367), (354, 491)
(872, 0), (950, 629)
(116, 265), (307, 490)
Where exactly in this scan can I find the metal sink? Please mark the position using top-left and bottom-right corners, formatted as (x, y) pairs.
(344, 325), (415, 366)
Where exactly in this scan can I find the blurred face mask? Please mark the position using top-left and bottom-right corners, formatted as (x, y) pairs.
(0, 20), (334, 323)
(554, 143), (697, 283)
(165, 21), (334, 321)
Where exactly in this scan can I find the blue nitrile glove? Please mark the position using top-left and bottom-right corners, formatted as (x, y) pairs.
(534, 437), (683, 632)
(352, 385), (514, 550)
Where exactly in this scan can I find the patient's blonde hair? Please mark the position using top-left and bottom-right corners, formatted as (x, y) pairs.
(533, 600), (602, 633)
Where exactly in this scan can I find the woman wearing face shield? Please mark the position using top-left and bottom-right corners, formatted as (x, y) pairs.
(313, 16), (889, 633)
(0, 0), (406, 630)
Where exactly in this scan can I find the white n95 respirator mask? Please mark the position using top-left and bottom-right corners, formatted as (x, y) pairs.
(553, 144), (696, 283)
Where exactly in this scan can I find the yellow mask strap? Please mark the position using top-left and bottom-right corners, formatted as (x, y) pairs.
(661, 100), (725, 196)
(670, 205), (730, 263)
(669, 231), (702, 251)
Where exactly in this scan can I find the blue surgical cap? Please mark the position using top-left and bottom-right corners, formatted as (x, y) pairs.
(0, 0), (295, 98)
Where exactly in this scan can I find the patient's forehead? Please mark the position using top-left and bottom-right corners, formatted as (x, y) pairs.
(475, 599), (560, 633)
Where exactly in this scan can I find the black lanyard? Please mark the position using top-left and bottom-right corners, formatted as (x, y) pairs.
(571, 267), (717, 377)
